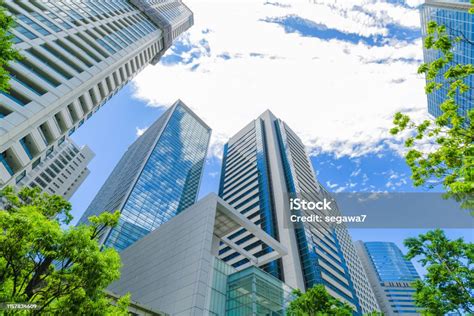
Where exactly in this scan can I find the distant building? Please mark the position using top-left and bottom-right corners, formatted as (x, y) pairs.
(78, 100), (211, 251)
(16, 137), (94, 200)
(217, 110), (379, 314)
(108, 194), (293, 315)
(355, 241), (422, 315)
(1, 0), (193, 194)
(420, 0), (474, 119)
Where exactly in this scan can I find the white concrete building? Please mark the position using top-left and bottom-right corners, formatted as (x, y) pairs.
(108, 194), (293, 315)
(0, 0), (193, 193)
(17, 136), (94, 200)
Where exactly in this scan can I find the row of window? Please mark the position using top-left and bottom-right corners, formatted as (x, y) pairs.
(2, 1), (161, 109)
(30, 143), (81, 189)
(2, 42), (160, 184)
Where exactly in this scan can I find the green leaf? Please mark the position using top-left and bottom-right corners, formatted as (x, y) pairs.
(0, 3), (22, 93)
(0, 186), (127, 314)
(392, 18), (474, 212)
(403, 230), (474, 314)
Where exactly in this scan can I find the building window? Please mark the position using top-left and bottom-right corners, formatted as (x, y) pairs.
(19, 137), (33, 160)
(30, 12), (61, 32)
(35, 177), (47, 188)
(58, 136), (65, 146)
(14, 24), (37, 40)
(17, 15), (51, 36)
(32, 158), (41, 169)
(0, 88), (31, 106)
(15, 170), (26, 184)
(17, 59), (61, 87)
(0, 153), (14, 175)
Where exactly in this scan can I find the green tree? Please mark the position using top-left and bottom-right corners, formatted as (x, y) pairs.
(0, 186), (128, 315)
(286, 284), (354, 316)
(0, 0), (22, 92)
(390, 18), (474, 211)
(404, 229), (473, 314)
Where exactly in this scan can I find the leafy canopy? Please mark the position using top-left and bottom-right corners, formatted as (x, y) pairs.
(286, 284), (354, 316)
(0, 0), (22, 92)
(404, 229), (473, 315)
(0, 186), (128, 315)
(391, 18), (474, 211)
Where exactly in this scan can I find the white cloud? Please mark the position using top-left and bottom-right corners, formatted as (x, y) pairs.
(326, 181), (339, 189)
(131, 0), (428, 159)
(350, 168), (361, 177)
(405, 0), (424, 8)
(334, 186), (347, 193)
(308, 0), (421, 33)
(135, 126), (148, 137)
(385, 170), (409, 189)
(362, 173), (369, 184)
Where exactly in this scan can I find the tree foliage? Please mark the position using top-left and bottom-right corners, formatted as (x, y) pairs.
(0, 0), (21, 93)
(404, 229), (473, 315)
(0, 186), (128, 315)
(390, 18), (474, 211)
(286, 284), (354, 316)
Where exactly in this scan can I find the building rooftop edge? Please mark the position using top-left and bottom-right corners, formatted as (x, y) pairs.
(424, 0), (472, 10)
(174, 99), (212, 131)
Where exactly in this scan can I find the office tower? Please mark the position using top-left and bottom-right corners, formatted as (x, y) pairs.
(16, 137), (94, 200)
(355, 241), (422, 315)
(218, 110), (379, 314)
(0, 0), (193, 193)
(108, 193), (292, 315)
(79, 100), (211, 251)
(421, 0), (473, 119)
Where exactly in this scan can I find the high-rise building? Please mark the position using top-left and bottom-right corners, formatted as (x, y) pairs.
(17, 136), (94, 200)
(420, 0), (473, 119)
(78, 100), (211, 251)
(217, 110), (379, 314)
(0, 0), (193, 193)
(355, 241), (422, 315)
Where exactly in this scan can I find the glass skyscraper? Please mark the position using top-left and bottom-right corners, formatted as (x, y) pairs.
(0, 0), (193, 197)
(355, 241), (421, 315)
(420, 0), (473, 119)
(218, 110), (379, 314)
(364, 242), (419, 282)
(78, 100), (211, 251)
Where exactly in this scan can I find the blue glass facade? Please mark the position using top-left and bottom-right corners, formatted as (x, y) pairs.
(421, 1), (474, 120)
(364, 242), (419, 283)
(80, 101), (211, 251)
(226, 266), (294, 315)
(361, 242), (421, 314)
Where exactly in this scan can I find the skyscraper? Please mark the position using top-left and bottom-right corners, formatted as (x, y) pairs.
(16, 137), (94, 200)
(420, 0), (473, 119)
(78, 100), (211, 251)
(218, 110), (379, 314)
(355, 241), (421, 315)
(0, 0), (193, 194)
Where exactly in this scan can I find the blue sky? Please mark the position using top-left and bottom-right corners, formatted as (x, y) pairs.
(70, 0), (472, 277)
